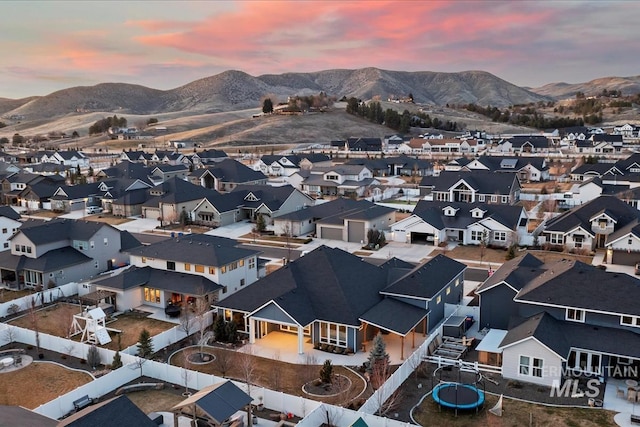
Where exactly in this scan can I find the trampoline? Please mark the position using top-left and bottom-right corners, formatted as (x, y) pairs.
(433, 382), (485, 411)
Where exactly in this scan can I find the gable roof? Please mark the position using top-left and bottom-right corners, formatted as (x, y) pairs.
(0, 206), (21, 221)
(172, 381), (252, 425)
(411, 200), (525, 230)
(58, 395), (156, 427)
(199, 158), (266, 183)
(499, 312), (570, 359)
(126, 234), (260, 266)
(0, 405), (57, 427)
(465, 156), (547, 173)
(475, 253), (545, 294)
(543, 195), (640, 235)
(12, 218), (116, 245)
(147, 177), (218, 204)
(419, 171), (518, 195)
(381, 254), (466, 300)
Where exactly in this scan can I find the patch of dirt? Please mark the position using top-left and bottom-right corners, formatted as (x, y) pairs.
(124, 388), (184, 414)
(0, 362), (93, 409)
(0, 288), (35, 303)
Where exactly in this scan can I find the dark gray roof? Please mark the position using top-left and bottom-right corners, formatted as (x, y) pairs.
(571, 163), (613, 176)
(126, 234), (260, 266)
(99, 160), (152, 181)
(201, 158), (266, 183)
(119, 230), (143, 252)
(501, 311), (640, 360)
(230, 184), (307, 211)
(476, 253), (545, 293)
(543, 195), (640, 235)
(260, 154), (330, 167)
(316, 203), (395, 226)
(359, 298), (428, 336)
(94, 265), (222, 295)
(12, 218), (116, 245)
(503, 135), (550, 149)
(381, 254), (466, 300)
(412, 200), (524, 230)
(146, 177), (218, 204)
(419, 170), (518, 195)
(175, 381), (252, 425)
(465, 156), (547, 173)
(515, 259), (640, 316)
(58, 395), (156, 427)
(216, 246), (392, 326)
(500, 312), (570, 358)
(0, 206), (20, 221)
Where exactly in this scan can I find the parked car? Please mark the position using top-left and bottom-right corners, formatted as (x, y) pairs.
(86, 206), (103, 214)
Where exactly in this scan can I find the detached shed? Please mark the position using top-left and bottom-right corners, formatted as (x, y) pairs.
(171, 381), (252, 427)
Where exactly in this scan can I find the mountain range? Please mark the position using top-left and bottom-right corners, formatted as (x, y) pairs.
(1, 68), (638, 121)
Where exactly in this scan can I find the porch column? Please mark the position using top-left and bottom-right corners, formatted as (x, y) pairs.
(412, 329), (416, 349)
(248, 318), (255, 344)
(401, 336), (405, 360)
(297, 327), (304, 355)
(423, 318), (427, 337)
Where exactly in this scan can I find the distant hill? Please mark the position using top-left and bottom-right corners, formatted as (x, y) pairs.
(0, 68), (550, 120)
(531, 76), (640, 99)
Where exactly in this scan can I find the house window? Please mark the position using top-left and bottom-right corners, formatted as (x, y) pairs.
(209, 267), (216, 274)
(501, 196), (508, 203)
(436, 295), (442, 304)
(144, 287), (161, 303)
(1, 228), (6, 234)
(90, 241), (95, 249)
(142, 257), (147, 263)
(195, 265), (204, 273)
(519, 356), (543, 377)
(455, 278), (460, 287)
(94, 261), (99, 268)
(621, 315), (640, 327)
(629, 238), (634, 245)
(573, 235), (583, 248)
(319, 322), (347, 347)
(494, 231), (507, 242)
(549, 233), (563, 245)
(249, 258), (255, 269)
(566, 308), (585, 323)
(491, 195), (498, 203)
(239, 259), (245, 267)
(184, 263), (191, 271)
(222, 286), (227, 294)
(446, 287), (451, 295)
(221, 266), (227, 274)
(104, 238), (108, 246)
(167, 261), (176, 270)
(26, 246), (31, 254)
(3, 243), (7, 249)
(478, 195), (485, 202)
(14, 244), (19, 252)
(240, 279), (245, 287)
(470, 230), (482, 241)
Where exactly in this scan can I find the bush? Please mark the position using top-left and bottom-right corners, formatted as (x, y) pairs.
(87, 345), (101, 369)
(320, 360), (333, 384)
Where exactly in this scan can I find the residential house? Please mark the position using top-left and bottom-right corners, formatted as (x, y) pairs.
(419, 171), (521, 205)
(415, 138), (481, 154)
(41, 150), (89, 168)
(570, 163), (615, 181)
(0, 218), (139, 289)
(313, 201), (396, 243)
(476, 256), (640, 387)
(346, 155), (433, 177)
(189, 149), (228, 166)
(497, 136), (550, 154)
(215, 246), (465, 356)
(390, 200), (528, 247)
(273, 198), (386, 237)
(147, 164), (190, 185)
(57, 395), (158, 427)
(98, 234), (262, 311)
(141, 178), (217, 224)
(188, 159), (267, 192)
(461, 156), (549, 182)
(119, 150), (152, 164)
(345, 137), (382, 152)
(253, 154), (332, 177)
(292, 165), (377, 199)
(541, 195), (640, 253)
(0, 206), (21, 251)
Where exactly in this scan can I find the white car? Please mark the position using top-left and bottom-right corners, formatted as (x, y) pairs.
(86, 206), (103, 214)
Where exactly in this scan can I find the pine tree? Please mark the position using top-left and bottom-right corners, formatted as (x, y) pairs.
(367, 333), (390, 373)
(320, 359), (333, 384)
(111, 350), (123, 369)
(213, 315), (227, 342)
(87, 344), (101, 369)
(136, 328), (154, 358)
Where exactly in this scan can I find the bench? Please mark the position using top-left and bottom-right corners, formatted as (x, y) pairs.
(631, 414), (640, 425)
(73, 395), (93, 412)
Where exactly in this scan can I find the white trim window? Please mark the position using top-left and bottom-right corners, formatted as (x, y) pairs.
(621, 315), (640, 328)
(494, 231), (507, 242)
(318, 322), (347, 347)
(548, 233), (563, 245)
(566, 308), (585, 323)
(470, 230), (483, 241)
(519, 355), (543, 377)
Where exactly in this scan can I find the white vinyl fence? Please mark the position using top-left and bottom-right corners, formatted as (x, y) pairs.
(0, 282), (78, 317)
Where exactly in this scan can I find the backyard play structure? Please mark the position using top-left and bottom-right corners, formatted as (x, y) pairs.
(70, 307), (120, 345)
(431, 361), (486, 416)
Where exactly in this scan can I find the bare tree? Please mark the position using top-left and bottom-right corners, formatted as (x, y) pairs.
(238, 347), (258, 427)
(62, 342), (77, 359)
(182, 347), (193, 396)
(178, 301), (195, 344)
(194, 294), (211, 356)
(212, 348), (233, 377)
(131, 356), (147, 377)
(3, 326), (17, 345)
(271, 350), (282, 391)
(28, 297), (42, 357)
(281, 221), (294, 263)
(302, 353), (318, 385)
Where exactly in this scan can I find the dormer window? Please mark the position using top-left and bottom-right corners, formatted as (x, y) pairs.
(245, 193), (259, 202)
(444, 207), (457, 217)
(471, 209), (485, 218)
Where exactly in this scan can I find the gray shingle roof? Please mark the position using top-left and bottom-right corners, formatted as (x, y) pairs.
(13, 218), (116, 245)
(544, 195), (640, 234)
(359, 298), (428, 335)
(500, 312), (570, 359)
(412, 200), (524, 230)
(419, 170), (518, 195)
(475, 253), (544, 293)
(126, 234), (260, 266)
(58, 395), (156, 427)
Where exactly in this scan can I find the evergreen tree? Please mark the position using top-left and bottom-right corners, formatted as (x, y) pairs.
(262, 98), (274, 114)
(136, 328), (154, 358)
(111, 350), (123, 369)
(87, 344), (101, 369)
(320, 359), (333, 384)
(213, 315), (227, 342)
(367, 333), (390, 373)
(224, 320), (237, 344)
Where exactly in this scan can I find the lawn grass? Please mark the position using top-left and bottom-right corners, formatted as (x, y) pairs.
(446, 246), (594, 266)
(125, 389), (184, 414)
(0, 362), (93, 409)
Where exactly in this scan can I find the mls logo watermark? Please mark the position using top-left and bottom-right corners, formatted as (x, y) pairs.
(550, 378), (601, 398)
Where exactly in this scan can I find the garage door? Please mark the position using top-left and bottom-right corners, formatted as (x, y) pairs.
(411, 232), (435, 245)
(611, 250), (640, 266)
(347, 221), (365, 243)
(320, 226), (343, 241)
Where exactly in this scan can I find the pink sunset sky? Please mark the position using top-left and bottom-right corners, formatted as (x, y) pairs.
(1, 0), (637, 99)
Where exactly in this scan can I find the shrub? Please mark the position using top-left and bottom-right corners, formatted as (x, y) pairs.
(87, 345), (101, 369)
(320, 360), (333, 384)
